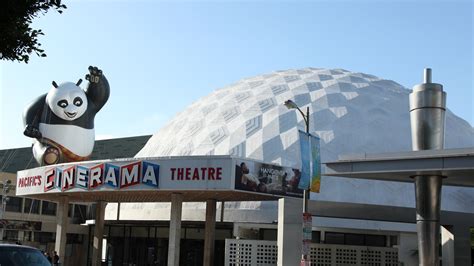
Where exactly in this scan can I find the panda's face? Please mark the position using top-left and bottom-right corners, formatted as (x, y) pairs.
(46, 82), (88, 121)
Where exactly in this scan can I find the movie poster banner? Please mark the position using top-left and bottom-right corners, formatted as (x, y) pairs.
(298, 130), (310, 190)
(310, 134), (321, 193)
(298, 131), (322, 193)
(234, 159), (303, 198)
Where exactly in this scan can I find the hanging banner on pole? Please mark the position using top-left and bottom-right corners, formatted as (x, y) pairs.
(298, 130), (310, 190)
(310, 134), (321, 193)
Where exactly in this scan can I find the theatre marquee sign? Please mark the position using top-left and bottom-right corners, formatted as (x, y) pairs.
(16, 156), (303, 199)
(16, 157), (233, 196)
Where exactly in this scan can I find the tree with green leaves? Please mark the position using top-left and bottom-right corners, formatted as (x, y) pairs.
(0, 0), (66, 63)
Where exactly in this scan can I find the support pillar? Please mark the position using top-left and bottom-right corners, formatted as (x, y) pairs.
(203, 199), (216, 266)
(116, 202), (121, 220)
(409, 68), (446, 266)
(277, 197), (303, 266)
(55, 196), (69, 265)
(92, 201), (106, 266)
(220, 201), (225, 222)
(168, 193), (183, 266)
(414, 175), (442, 265)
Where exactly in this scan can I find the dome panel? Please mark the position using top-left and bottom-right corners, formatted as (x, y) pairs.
(133, 67), (474, 215)
(136, 67), (473, 172)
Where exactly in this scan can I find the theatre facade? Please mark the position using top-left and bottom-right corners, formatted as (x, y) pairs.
(15, 154), (307, 266)
(7, 67), (474, 265)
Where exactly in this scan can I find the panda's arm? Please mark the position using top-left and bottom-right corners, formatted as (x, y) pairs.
(23, 94), (47, 138)
(84, 66), (110, 112)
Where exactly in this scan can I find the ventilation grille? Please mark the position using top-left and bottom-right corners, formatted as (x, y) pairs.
(225, 239), (399, 266)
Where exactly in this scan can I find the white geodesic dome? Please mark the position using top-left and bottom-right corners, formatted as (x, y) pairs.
(131, 68), (474, 218)
(136, 68), (472, 164)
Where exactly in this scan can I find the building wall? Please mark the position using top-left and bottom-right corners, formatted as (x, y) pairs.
(398, 233), (419, 266)
(1, 171), (89, 265)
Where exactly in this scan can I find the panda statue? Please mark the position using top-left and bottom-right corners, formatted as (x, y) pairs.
(23, 66), (110, 166)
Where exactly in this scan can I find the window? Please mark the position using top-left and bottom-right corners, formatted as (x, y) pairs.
(5, 197), (22, 213)
(23, 231), (33, 242)
(88, 204), (97, 219)
(41, 201), (57, 216)
(109, 226), (125, 237)
(68, 204), (73, 217)
(34, 232), (55, 244)
(260, 229), (277, 240)
(325, 232), (344, 244)
(73, 205), (87, 220)
(311, 231), (321, 243)
(345, 233), (365, 246)
(23, 198), (40, 214)
(324, 232), (387, 247)
(66, 233), (83, 244)
(5, 230), (19, 241)
(390, 235), (398, 246)
(365, 234), (386, 247)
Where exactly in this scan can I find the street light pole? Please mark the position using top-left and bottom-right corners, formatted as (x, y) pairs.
(284, 100), (311, 264)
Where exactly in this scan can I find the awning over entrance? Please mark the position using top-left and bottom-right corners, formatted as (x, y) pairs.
(324, 148), (474, 187)
(16, 155), (303, 202)
(14, 189), (278, 202)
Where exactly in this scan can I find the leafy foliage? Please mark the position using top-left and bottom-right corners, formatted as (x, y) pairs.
(0, 0), (66, 63)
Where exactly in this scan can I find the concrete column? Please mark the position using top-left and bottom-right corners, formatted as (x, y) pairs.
(203, 199), (216, 266)
(55, 196), (69, 265)
(92, 201), (106, 266)
(39, 200), (44, 215)
(220, 201), (225, 222)
(116, 202), (121, 220)
(277, 197), (303, 266)
(452, 225), (471, 266)
(168, 193), (183, 266)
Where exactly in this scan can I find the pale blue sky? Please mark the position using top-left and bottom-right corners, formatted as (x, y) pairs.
(1, 0), (472, 149)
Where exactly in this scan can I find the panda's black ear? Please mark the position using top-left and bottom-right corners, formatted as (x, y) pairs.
(52, 81), (58, 88)
(76, 79), (83, 86)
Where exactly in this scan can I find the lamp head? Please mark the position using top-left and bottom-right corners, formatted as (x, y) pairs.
(284, 100), (298, 109)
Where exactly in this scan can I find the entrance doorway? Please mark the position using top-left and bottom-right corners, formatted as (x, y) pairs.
(88, 222), (232, 266)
